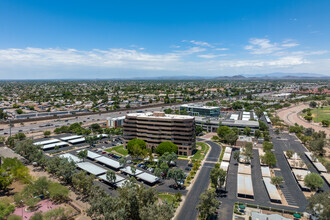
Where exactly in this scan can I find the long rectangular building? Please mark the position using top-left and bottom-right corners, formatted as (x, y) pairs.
(123, 112), (196, 156)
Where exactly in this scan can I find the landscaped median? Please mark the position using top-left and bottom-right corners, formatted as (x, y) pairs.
(105, 145), (128, 156)
(191, 142), (210, 160)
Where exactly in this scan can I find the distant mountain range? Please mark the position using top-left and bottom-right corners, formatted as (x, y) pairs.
(214, 73), (330, 80)
(126, 72), (330, 80)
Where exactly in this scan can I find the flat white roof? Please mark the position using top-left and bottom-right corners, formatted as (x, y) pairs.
(120, 166), (143, 176)
(321, 173), (330, 185)
(34, 139), (60, 146)
(42, 141), (68, 150)
(69, 138), (86, 144)
(180, 104), (219, 109)
(77, 150), (102, 159)
(136, 172), (159, 183)
(292, 169), (310, 181)
(238, 163), (252, 175)
(99, 173), (125, 183)
(76, 162), (107, 176)
(220, 161), (229, 172)
(60, 135), (82, 141)
(127, 112), (194, 120)
(314, 162), (327, 173)
(59, 153), (82, 163)
(305, 152), (327, 172)
(261, 166), (271, 177)
(222, 153), (231, 162)
(263, 177), (282, 202)
(95, 156), (121, 169)
(237, 174), (254, 197)
(225, 147), (232, 154)
(115, 179), (127, 188)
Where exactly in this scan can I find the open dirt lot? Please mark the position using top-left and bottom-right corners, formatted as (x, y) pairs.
(277, 103), (330, 137)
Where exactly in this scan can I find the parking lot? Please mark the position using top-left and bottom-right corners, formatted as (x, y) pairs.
(35, 133), (191, 195)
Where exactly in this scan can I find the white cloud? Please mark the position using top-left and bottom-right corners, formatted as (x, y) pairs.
(189, 40), (212, 47)
(214, 48), (229, 51)
(291, 50), (328, 56)
(174, 47), (206, 55)
(0, 45), (328, 78)
(198, 54), (227, 59)
(245, 38), (282, 54)
(245, 38), (300, 55)
(282, 43), (299, 48)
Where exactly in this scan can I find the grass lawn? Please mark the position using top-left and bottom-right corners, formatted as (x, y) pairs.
(105, 145), (128, 156)
(303, 107), (330, 122)
(158, 193), (180, 207)
(311, 107), (330, 122)
(191, 142), (209, 160)
(158, 193), (176, 204)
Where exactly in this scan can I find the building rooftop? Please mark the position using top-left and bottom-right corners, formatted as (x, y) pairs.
(127, 112), (194, 120)
(180, 103), (220, 110)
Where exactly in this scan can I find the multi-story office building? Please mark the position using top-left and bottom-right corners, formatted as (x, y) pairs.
(107, 116), (125, 128)
(123, 112), (195, 156)
(180, 104), (220, 117)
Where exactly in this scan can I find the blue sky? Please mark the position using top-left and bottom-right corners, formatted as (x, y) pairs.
(0, 0), (329, 79)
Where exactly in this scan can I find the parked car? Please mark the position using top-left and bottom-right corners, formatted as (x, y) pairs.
(102, 151), (106, 154)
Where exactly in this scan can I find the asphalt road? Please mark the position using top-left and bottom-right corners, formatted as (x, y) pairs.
(175, 141), (221, 220)
(1, 102), (208, 136)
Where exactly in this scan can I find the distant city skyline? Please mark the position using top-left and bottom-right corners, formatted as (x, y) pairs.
(1, 0), (330, 79)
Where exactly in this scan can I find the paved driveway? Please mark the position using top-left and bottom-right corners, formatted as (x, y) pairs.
(175, 141), (221, 220)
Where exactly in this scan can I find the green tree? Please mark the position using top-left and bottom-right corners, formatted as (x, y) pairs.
(259, 120), (268, 131)
(30, 212), (43, 220)
(0, 200), (15, 219)
(243, 127), (251, 136)
(48, 182), (69, 202)
(106, 170), (117, 184)
(72, 171), (95, 195)
(195, 125), (203, 136)
(127, 139), (146, 154)
(210, 167), (226, 190)
(119, 157), (127, 167)
(261, 152), (277, 167)
(156, 142), (178, 155)
(262, 141), (273, 152)
(43, 130), (51, 137)
(0, 169), (13, 192)
(167, 168), (185, 185)
(304, 173), (324, 191)
(217, 126), (231, 139)
(254, 130), (261, 138)
(321, 120), (329, 127)
(307, 191), (330, 220)
(2, 158), (30, 183)
(241, 143), (254, 163)
(286, 150), (294, 159)
(270, 176), (284, 188)
(43, 207), (72, 220)
(7, 215), (22, 220)
(233, 151), (240, 163)
(309, 101), (317, 108)
(224, 130), (238, 145)
(197, 189), (219, 220)
(78, 149), (88, 161)
(16, 109), (23, 114)
(14, 133), (26, 140)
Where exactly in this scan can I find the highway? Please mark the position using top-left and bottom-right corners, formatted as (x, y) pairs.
(0, 102), (208, 136)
